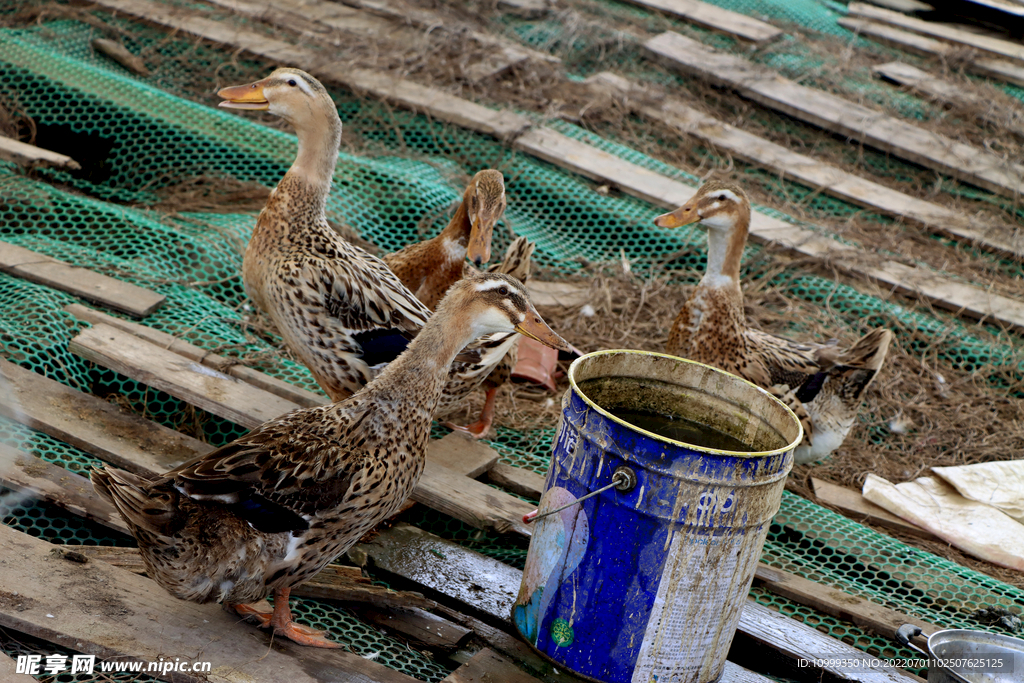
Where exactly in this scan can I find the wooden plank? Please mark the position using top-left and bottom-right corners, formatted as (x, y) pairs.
(645, 31), (1024, 199)
(839, 18), (1024, 89)
(526, 280), (592, 308)
(90, 0), (534, 139)
(752, 564), (936, 643)
(0, 359), (208, 476)
(359, 606), (472, 650)
(69, 323), (301, 430)
(0, 524), (422, 683)
(861, 0), (934, 12)
(0, 444), (132, 536)
(811, 477), (936, 539)
(848, 2), (1024, 64)
(515, 125), (1024, 333)
(350, 523), (523, 623)
(442, 648), (543, 683)
(427, 432), (500, 479)
(486, 462), (546, 500)
(615, 0), (781, 43)
(0, 652), (37, 682)
(0, 135), (80, 170)
(415, 463), (534, 536)
(872, 61), (1024, 137)
(0, 241), (164, 318)
(738, 599), (917, 683)
(65, 304), (327, 409)
(585, 71), (1024, 260)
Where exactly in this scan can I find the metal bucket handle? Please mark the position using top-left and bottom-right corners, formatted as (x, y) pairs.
(523, 466), (638, 524)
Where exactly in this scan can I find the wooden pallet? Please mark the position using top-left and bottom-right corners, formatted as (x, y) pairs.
(613, 0), (782, 43)
(584, 71), (1024, 261)
(645, 31), (1024, 200)
(840, 17), (1024, 89)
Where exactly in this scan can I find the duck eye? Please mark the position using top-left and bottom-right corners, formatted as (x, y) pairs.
(288, 79), (297, 87)
(498, 286), (509, 296)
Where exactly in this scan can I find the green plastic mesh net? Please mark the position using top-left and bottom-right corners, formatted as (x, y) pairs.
(0, 1), (1022, 680)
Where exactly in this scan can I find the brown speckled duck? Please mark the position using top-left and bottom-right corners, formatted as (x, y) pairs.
(655, 181), (892, 464)
(383, 169), (506, 309)
(91, 272), (572, 648)
(222, 68), (535, 420)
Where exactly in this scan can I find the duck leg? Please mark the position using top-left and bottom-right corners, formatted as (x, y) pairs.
(230, 589), (342, 648)
(444, 385), (499, 440)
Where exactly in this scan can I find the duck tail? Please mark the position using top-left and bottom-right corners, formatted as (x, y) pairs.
(841, 327), (893, 371)
(490, 237), (535, 283)
(91, 466), (180, 537)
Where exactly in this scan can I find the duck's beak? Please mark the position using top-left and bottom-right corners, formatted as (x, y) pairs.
(467, 211), (494, 266)
(654, 202), (699, 229)
(218, 80), (270, 110)
(515, 306), (573, 353)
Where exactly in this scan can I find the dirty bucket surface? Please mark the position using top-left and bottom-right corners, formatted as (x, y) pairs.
(514, 350), (802, 683)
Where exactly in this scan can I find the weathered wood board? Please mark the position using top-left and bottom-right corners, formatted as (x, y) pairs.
(514, 124), (1024, 332)
(70, 323), (301, 430)
(0, 524), (421, 683)
(615, 0), (781, 43)
(873, 61), (1024, 138)
(645, 31), (1024, 199)
(0, 241), (164, 318)
(486, 462), (546, 500)
(0, 358), (208, 476)
(360, 605), (472, 650)
(839, 18), (1024, 89)
(847, 2), (1024, 64)
(585, 71), (1024, 260)
(442, 648), (544, 683)
(66, 304), (327, 408)
(0, 135), (80, 170)
(0, 444), (131, 536)
(350, 523), (523, 623)
(753, 564), (936, 643)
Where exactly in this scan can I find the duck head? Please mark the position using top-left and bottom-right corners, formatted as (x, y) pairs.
(463, 170), (506, 267)
(654, 181), (750, 233)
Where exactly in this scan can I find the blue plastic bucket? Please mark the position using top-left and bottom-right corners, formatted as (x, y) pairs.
(513, 350), (802, 683)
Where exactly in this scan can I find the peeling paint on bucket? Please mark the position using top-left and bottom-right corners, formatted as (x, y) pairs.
(513, 350), (802, 683)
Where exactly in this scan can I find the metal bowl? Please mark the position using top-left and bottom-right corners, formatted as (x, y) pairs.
(898, 625), (1024, 683)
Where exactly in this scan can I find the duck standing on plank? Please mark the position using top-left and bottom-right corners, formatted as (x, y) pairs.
(224, 68), (544, 432)
(654, 181), (891, 464)
(92, 272), (572, 648)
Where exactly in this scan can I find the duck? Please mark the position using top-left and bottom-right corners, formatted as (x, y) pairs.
(382, 169), (506, 309)
(654, 181), (892, 464)
(221, 68), (541, 419)
(91, 271), (572, 648)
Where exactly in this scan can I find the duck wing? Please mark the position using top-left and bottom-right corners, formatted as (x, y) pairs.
(168, 406), (365, 534)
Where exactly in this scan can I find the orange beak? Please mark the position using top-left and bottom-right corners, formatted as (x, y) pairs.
(217, 80), (270, 110)
(654, 202), (700, 229)
(467, 211), (494, 266)
(515, 306), (573, 353)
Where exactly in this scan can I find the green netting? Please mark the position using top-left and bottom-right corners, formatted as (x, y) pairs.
(1, 5), (1023, 680)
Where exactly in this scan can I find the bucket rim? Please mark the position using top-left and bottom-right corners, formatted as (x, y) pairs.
(568, 349), (804, 457)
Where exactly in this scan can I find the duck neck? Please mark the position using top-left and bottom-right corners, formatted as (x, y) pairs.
(700, 209), (748, 296)
(282, 108), (342, 211)
(438, 195), (472, 261)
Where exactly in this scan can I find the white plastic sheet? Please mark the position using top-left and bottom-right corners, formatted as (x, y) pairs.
(932, 460), (1024, 524)
(862, 474), (1024, 571)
